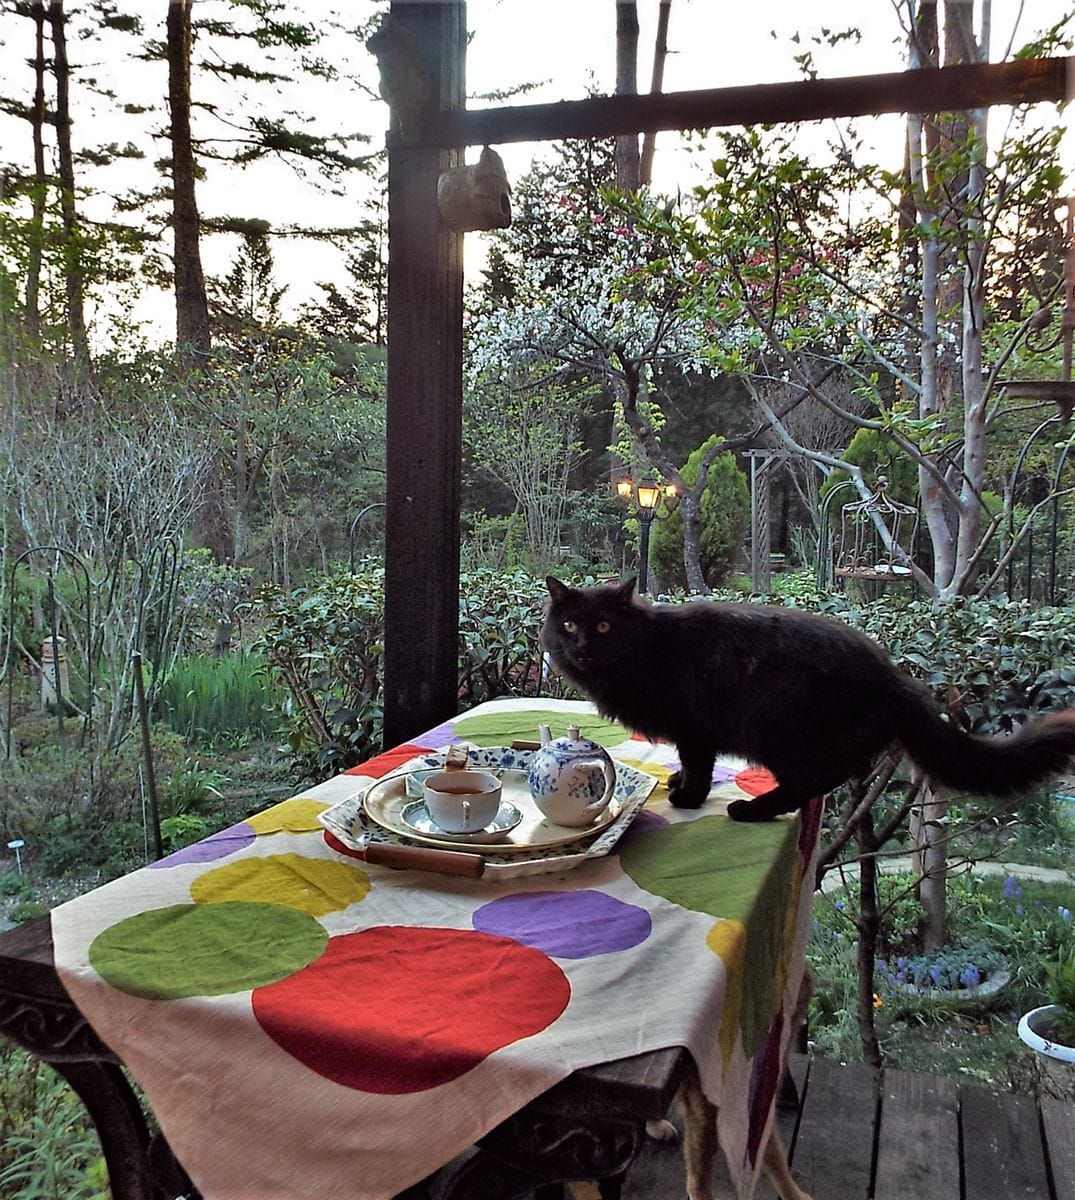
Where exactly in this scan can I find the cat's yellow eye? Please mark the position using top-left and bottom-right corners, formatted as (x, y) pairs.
(596, 620), (611, 634)
(562, 620), (578, 634)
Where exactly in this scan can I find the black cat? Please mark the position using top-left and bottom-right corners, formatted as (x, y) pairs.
(541, 576), (1075, 821)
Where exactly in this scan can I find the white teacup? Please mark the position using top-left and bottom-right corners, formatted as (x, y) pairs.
(423, 770), (502, 834)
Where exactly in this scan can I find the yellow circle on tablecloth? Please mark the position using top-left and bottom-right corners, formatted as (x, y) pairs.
(615, 757), (675, 789)
(707, 918), (747, 1069)
(191, 853), (370, 915)
(246, 799), (329, 835)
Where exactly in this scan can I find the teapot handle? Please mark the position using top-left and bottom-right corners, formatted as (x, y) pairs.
(577, 755), (617, 822)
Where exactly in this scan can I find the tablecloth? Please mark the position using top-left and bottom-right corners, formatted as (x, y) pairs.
(51, 697), (821, 1200)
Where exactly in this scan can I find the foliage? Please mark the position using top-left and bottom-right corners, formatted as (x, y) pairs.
(457, 568), (549, 705)
(464, 362), (593, 566)
(809, 871), (1075, 1070)
(0, 1041), (106, 1200)
(254, 564), (385, 778)
(1044, 946), (1075, 1043)
(255, 566), (559, 778)
(880, 940), (1005, 993)
(160, 813), (213, 854)
(159, 760), (229, 819)
(0, 720), (187, 877)
(649, 437), (749, 589)
(154, 653), (284, 747)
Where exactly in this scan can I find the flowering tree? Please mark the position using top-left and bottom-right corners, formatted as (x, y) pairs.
(469, 176), (725, 589)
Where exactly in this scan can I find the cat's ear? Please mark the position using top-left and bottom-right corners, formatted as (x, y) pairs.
(545, 576), (571, 602)
(617, 577), (637, 602)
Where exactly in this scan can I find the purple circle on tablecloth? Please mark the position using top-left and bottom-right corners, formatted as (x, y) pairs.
(416, 719), (456, 750)
(616, 807), (669, 851)
(712, 765), (738, 784)
(148, 821), (256, 868)
(472, 890), (651, 959)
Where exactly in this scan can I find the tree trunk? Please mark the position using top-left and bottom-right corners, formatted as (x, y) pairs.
(614, 1), (640, 193)
(167, 0), (212, 367)
(638, 0), (671, 187)
(47, 0), (90, 371)
(855, 800), (883, 1068)
(26, 1), (47, 339)
(919, 788), (949, 949)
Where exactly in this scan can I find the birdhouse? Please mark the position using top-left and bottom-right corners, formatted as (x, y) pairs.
(437, 146), (512, 233)
(835, 477), (918, 584)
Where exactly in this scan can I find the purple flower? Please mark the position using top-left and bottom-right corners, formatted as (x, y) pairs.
(930, 964), (943, 985)
(959, 965), (981, 988)
(1003, 876), (1017, 898)
(1059, 907), (1072, 923)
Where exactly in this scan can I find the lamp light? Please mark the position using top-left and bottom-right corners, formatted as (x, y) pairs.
(636, 479), (661, 511)
(615, 478), (634, 499)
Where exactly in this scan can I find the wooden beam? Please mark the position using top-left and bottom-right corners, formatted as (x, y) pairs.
(382, 1), (466, 748)
(425, 56), (1072, 147)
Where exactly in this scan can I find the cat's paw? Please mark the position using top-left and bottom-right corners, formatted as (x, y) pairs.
(727, 797), (770, 822)
(668, 784), (707, 809)
(645, 1118), (678, 1142)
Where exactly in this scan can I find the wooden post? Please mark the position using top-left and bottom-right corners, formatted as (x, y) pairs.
(382, 2), (465, 747)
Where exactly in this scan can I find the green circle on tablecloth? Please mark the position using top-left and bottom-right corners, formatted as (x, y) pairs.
(452, 708), (630, 747)
(621, 815), (799, 1056)
(620, 815), (792, 922)
(89, 901), (328, 1000)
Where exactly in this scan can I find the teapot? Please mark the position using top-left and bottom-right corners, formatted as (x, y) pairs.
(527, 724), (617, 827)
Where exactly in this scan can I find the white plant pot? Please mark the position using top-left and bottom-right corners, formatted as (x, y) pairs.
(1017, 1005), (1075, 1063)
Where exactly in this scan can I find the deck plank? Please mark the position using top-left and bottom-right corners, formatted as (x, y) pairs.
(1042, 1096), (1075, 1200)
(961, 1085), (1051, 1200)
(873, 1068), (960, 1200)
(790, 1057), (876, 1200)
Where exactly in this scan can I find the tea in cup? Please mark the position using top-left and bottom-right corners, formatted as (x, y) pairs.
(423, 770), (502, 834)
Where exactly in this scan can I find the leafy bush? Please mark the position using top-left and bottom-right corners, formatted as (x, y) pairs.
(692, 589), (1075, 736)
(0, 726), (187, 866)
(0, 1041), (107, 1199)
(255, 566), (560, 778)
(649, 437), (749, 590)
(254, 564), (386, 778)
(457, 567), (548, 705)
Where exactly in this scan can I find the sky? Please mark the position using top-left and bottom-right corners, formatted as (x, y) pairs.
(1, 0), (1071, 346)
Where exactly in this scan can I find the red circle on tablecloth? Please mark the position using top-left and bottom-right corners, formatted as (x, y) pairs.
(734, 766), (778, 796)
(251, 926), (570, 1094)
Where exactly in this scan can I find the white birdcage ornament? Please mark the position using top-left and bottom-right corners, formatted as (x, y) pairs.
(835, 476), (918, 583)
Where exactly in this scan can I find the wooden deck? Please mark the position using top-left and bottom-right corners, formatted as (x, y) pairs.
(585, 1054), (1075, 1200)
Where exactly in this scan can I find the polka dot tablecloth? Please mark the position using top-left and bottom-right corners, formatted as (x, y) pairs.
(51, 698), (821, 1200)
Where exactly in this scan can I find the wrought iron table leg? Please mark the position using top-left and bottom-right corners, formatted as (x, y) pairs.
(46, 1060), (155, 1200)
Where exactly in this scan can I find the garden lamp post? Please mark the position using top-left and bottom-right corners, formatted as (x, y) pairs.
(635, 478), (661, 594)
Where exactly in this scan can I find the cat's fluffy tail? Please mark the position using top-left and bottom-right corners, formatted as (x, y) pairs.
(896, 687), (1075, 799)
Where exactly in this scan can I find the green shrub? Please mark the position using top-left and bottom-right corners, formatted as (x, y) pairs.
(155, 652), (283, 746)
(0, 726), (186, 862)
(0, 1041), (107, 1199)
(649, 436), (749, 590)
(255, 566), (558, 778)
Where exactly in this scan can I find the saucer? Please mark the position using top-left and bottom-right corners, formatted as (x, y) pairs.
(400, 799), (522, 844)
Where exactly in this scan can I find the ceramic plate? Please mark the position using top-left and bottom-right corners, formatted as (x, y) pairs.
(318, 746), (658, 878)
(362, 767), (622, 852)
(400, 799), (523, 845)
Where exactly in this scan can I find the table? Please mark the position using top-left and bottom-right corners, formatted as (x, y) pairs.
(0, 698), (821, 1200)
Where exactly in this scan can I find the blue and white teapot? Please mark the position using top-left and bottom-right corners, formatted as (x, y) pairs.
(527, 724), (617, 827)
